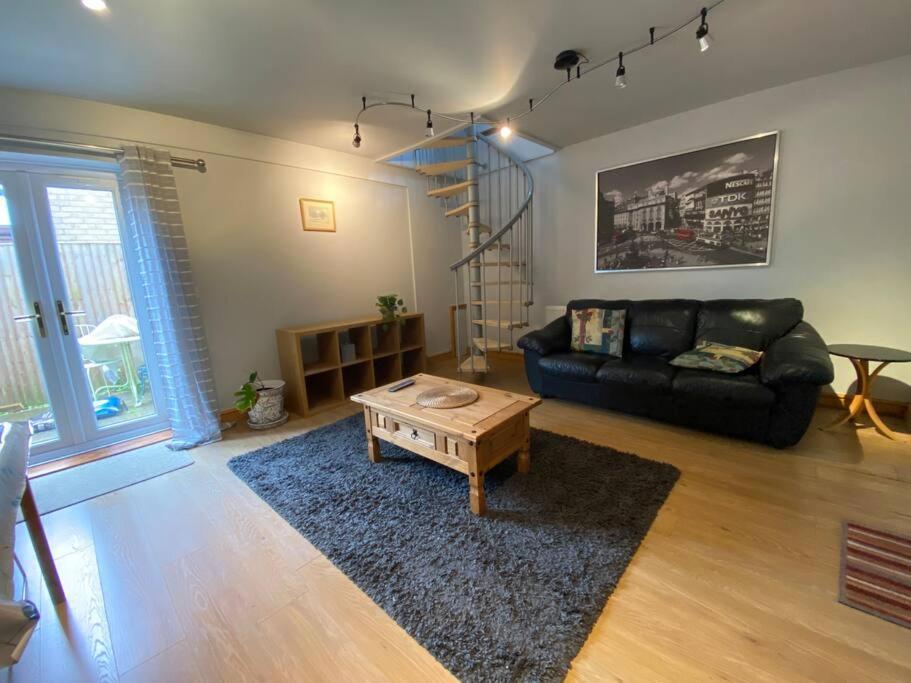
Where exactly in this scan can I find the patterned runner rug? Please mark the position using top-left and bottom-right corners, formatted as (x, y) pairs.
(840, 522), (911, 629)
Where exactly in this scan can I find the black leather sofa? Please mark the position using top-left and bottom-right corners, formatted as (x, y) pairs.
(517, 298), (834, 448)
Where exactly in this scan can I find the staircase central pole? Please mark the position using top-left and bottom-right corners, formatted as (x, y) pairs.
(466, 139), (483, 364)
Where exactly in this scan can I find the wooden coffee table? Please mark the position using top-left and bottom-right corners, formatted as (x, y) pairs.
(351, 374), (541, 515)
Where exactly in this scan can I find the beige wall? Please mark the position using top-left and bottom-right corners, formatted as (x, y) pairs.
(0, 88), (461, 408)
(529, 55), (911, 402)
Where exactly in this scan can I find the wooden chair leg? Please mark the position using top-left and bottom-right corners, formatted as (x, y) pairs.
(20, 481), (65, 604)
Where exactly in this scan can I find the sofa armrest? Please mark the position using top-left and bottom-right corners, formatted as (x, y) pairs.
(760, 321), (834, 387)
(517, 316), (570, 356)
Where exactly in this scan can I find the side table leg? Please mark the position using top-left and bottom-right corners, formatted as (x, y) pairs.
(865, 362), (899, 440)
(823, 358), (867, 430)
(363, 407), (382, 462)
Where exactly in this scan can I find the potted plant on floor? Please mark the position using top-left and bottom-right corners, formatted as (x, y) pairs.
(234, 371), (288, 429)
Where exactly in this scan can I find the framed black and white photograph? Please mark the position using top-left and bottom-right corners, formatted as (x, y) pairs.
(595, 132), (779, 273)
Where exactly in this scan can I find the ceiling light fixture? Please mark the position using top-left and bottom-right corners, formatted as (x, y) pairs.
(425, 110), (435, 137)
(81, 0), (108, 11)
(696, 7), (712, 52)
(615, 52), (627, 88)
(352, 123), (361, 149)
(500, 119), (512, 140)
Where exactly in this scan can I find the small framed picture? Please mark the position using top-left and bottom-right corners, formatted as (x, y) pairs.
(299, 198), (336, 232)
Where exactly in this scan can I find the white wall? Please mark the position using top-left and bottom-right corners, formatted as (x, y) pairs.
(530, 55), (911, 401)
(0, 88), (461, 408)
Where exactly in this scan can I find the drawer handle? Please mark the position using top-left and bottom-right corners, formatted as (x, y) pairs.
(410, 428), (418, 440)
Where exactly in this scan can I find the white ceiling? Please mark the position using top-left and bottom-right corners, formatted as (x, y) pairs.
(2, 1), (911, 158)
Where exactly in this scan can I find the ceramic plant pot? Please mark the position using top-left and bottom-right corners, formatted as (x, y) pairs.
(246, 380), (288, 429)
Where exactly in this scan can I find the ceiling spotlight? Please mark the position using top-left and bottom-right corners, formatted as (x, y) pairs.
(500, 120), (512, 140)
(696, 7), (712, 52)
(352, 124), (361, 149)
(81, 0), (108, 11)
(615, 52), (627, 88)
(425, 110), (435, 138)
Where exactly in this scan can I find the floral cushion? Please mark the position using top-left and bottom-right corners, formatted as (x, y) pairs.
(570, 308), (626, 357)
(670, 341), (763, 374)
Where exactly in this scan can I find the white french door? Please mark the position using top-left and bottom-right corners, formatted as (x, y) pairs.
(0, 167), (167, 464)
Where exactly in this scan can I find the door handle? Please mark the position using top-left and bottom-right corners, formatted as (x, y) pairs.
(55, 300), (85, 336)
(13, 301), (47, 338)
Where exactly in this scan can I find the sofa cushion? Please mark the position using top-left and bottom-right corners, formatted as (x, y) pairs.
(670, 341), (763, 374)
(628, 299), (700, 358)
(596, 355), (676, 390)
(696, 299), (803, 351)
(538, 352), (607, 383)
(673, 369), (775, 408)
(569, 308), (625, 357)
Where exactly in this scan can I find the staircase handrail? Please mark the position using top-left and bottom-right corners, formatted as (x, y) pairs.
(448, 136), (534, 270)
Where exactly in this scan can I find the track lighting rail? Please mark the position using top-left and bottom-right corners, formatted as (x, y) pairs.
(351, 0), (726, 147)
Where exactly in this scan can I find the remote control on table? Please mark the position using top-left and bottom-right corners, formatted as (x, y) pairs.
(387, 378), (415, 392)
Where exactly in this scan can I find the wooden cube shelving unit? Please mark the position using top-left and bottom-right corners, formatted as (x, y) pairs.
(276, 313), (426, 416)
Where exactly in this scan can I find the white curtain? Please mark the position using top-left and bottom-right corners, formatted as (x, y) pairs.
(118, 146), (221, 449)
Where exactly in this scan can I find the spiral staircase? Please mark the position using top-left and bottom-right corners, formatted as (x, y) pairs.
(405, 126), (534, 374)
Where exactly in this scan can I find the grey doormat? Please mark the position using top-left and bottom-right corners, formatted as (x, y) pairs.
(228, 414), (679, 682)
(23, 442), (193, 518)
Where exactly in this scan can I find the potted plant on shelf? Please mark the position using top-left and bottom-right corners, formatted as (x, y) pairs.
(376, 294), (407, 329)
(234, 371), (288, 430)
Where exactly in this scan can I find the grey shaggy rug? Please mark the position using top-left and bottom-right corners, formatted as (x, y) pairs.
(228, 414), (679, 682)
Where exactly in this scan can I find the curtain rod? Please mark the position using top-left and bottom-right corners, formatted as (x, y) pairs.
(0, 133), (207, 172)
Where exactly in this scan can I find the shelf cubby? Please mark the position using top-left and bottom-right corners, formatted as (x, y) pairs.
(401, 316), (425, 349)
(342, 360), (375, 396)
(345, 325), (372, 363)
(371, 323), (400, 356)
(373, 353), (402, 387)
(304, 368), (344, 413)
(277, 313), (425, 415)
(402, 347), (426, 376)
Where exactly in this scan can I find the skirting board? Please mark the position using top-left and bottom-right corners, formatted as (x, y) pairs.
(818, 391), (908, 418)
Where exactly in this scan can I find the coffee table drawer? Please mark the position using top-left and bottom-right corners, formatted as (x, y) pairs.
(392, 419), (436, 450)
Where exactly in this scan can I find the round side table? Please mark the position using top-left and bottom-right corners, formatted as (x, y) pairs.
(823, 344), (911, 441)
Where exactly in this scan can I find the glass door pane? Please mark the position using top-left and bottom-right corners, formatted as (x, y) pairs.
(40, 182), (161, 433)
(0, 179), (62, 446)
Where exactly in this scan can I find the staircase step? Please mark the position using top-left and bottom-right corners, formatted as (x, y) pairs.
(465, 223), (491, 234)
(471, 319), (530, 330)
(459, 353), (489, 373)
(445, 201), (479, 218)
(476, 261), (525, 267)
(485, 243), (510, 250)
(416, 159), (474, 176)
(427, 180), (476, 199)
(419, 136), (476, 150)
(472, 337), (513, 351)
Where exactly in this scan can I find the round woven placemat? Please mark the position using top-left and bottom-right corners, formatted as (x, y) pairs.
(416, 386), (479, 409)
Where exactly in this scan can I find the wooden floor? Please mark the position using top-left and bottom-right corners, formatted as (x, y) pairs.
(7, 358), (911, 682)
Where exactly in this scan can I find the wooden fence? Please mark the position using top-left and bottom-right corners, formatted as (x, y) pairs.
(0, 242), (135, 410)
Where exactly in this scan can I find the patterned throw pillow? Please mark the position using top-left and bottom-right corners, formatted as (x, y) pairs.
(570, 308), (626, 357)
(670, 341), (763, 374)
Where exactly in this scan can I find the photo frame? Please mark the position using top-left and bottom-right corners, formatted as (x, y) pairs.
(594, 132), (779, 273)
(300, 197), (336, 232)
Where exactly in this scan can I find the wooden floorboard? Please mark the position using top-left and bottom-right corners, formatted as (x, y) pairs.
(11, 358), (911, 681)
